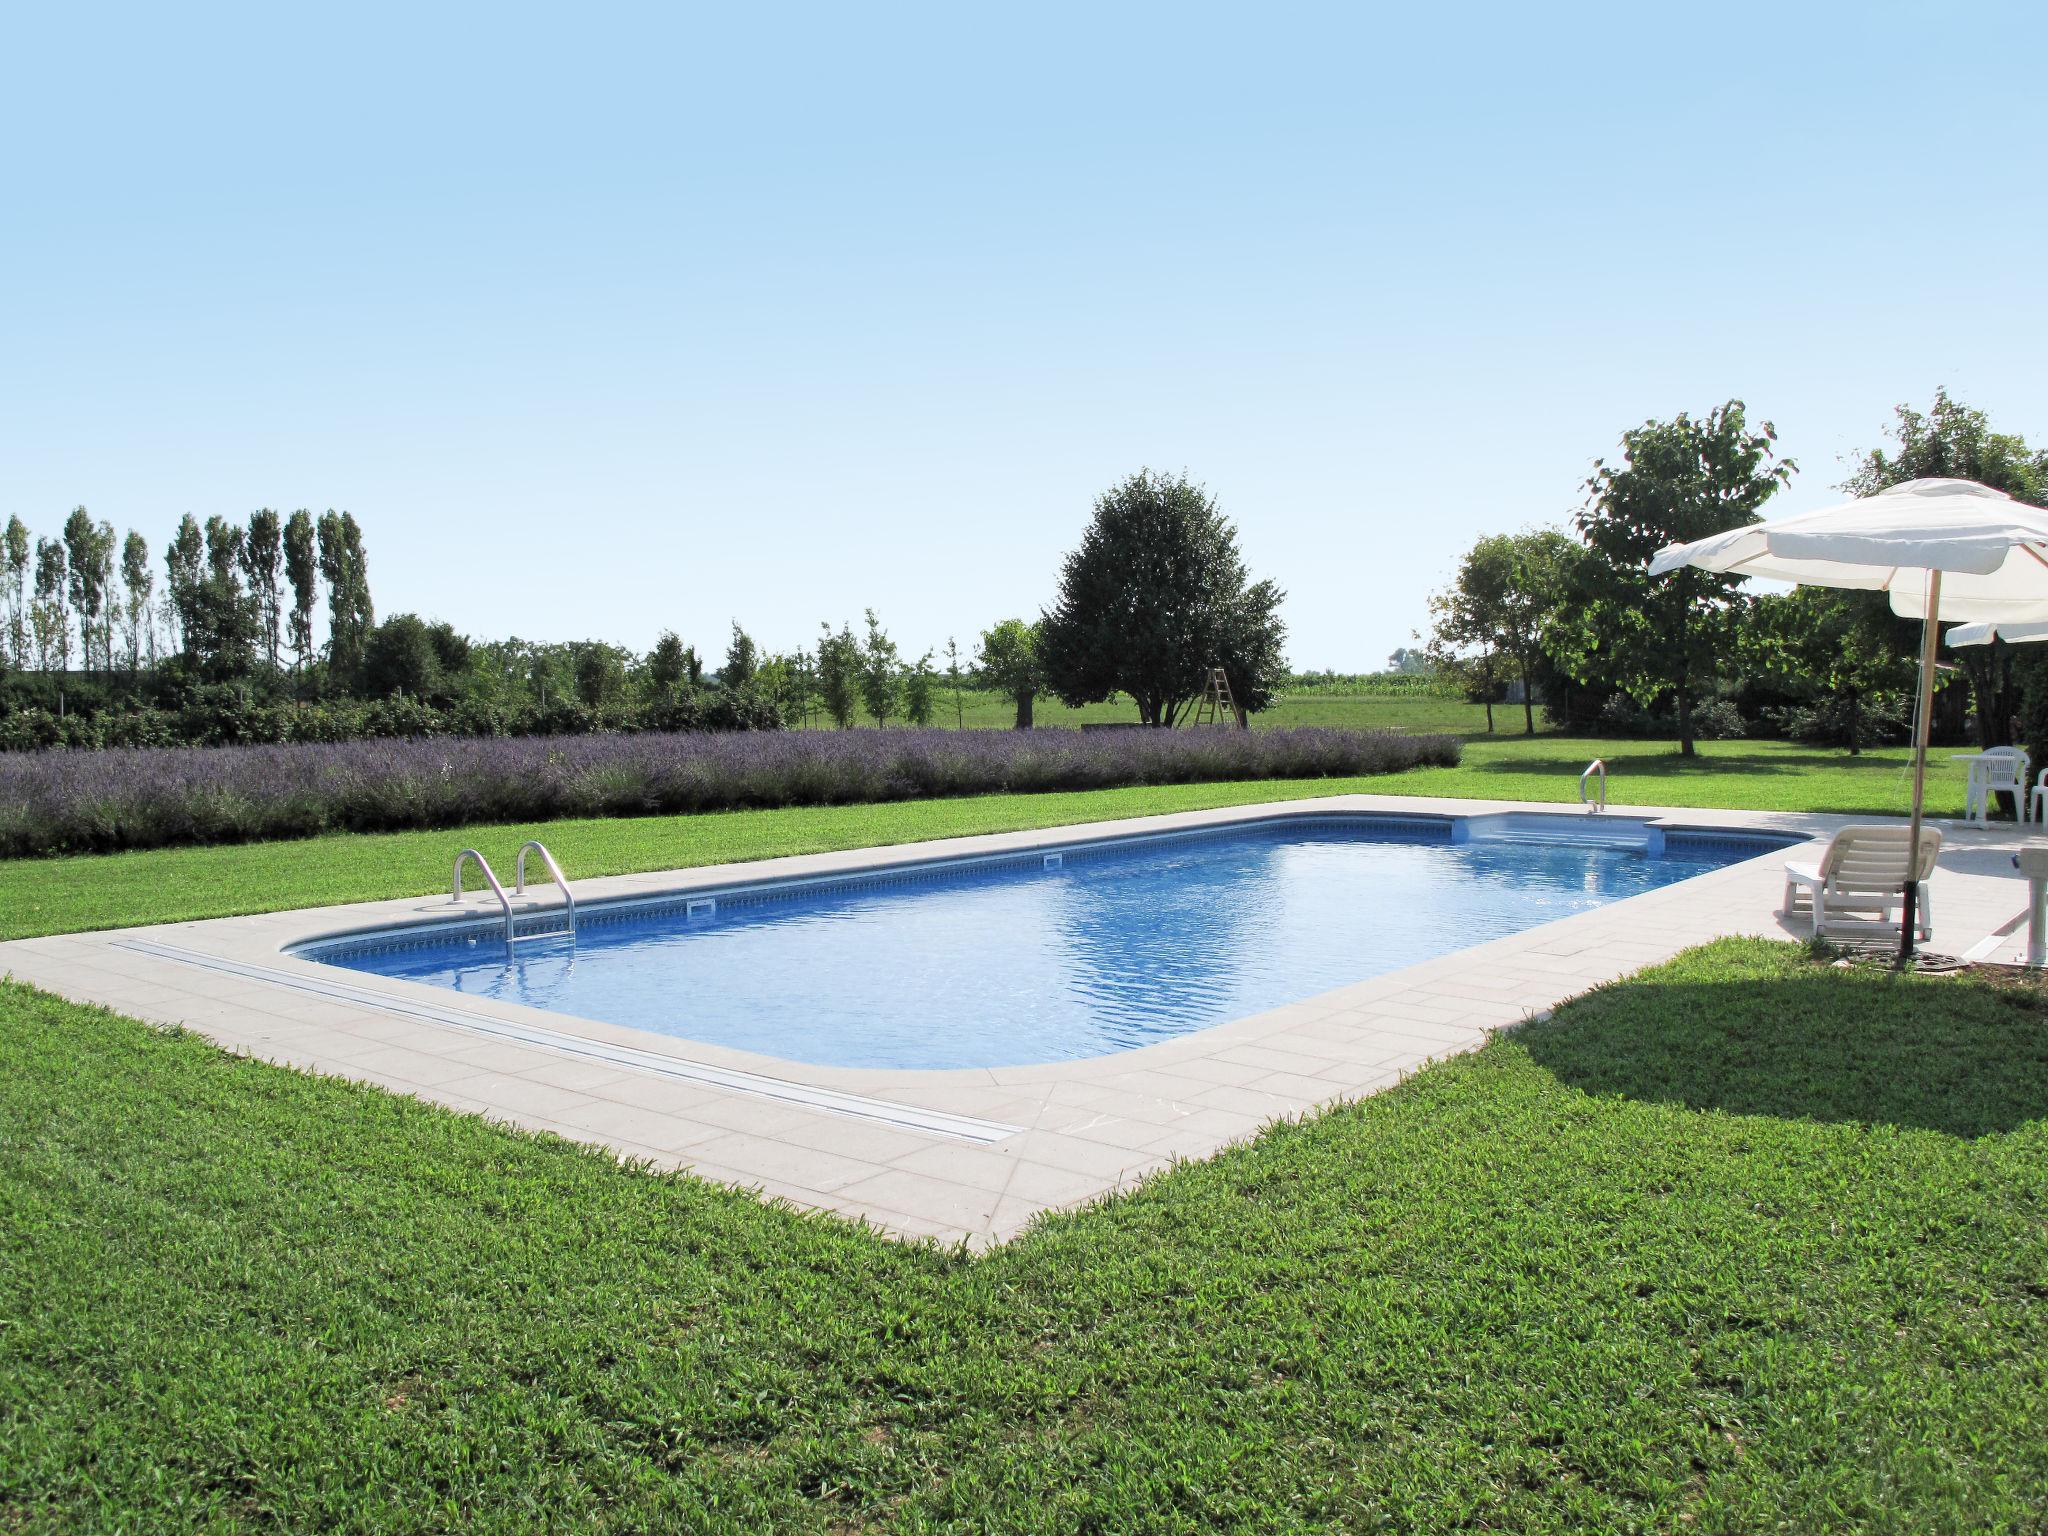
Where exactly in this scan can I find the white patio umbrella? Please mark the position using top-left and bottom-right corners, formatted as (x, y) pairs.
(1946, 618), (2048, 648)
(1649, 477), (2048, 960)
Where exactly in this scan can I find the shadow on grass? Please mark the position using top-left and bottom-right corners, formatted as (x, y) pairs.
(1521, 952), (2048, 1138)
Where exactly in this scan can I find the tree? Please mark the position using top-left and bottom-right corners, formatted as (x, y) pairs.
(1423, 530), (1576, 734)
(164, 514), (205, 662)
(120, 530), (154, 674)
(62, 508), (115, 675)
(903, 651), (937, 726)
(362, 613), (443, 699)
(781, 647), (819, 729)
(243, 509), (284, 669)
(1560, 401), (1794, 757)
(190, 515), (257, 678)
(648, 631), (690, 696)
(817, 622), (860, 728)
(3, 517), (29, 669)
(1385, 647), (1431, 675)
(1846, 390), (2048, 753)
(1743, 588), (1916, 755)
(1038, 469), (1287, 726)
(283, 509), (319, 678)
(1845, 387), (2047, 505)
(317, 511), (373, 689)
(574, 644), (628, 707)
(723, 621), (757, 687)
(31, 538), (68, 677)
(858, 609), (900, 726)
(944, 637), (965, 729)
(976, 617), (1042, 729)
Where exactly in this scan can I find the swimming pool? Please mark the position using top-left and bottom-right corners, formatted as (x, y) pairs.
(300, 814), (1795, 1071)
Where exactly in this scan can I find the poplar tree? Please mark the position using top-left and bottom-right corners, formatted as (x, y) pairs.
(32, 538), (69, 675)
(4, 516), (31, 668)
(243, 508), (284, 668)
(317, 510), (373, 688)
(120, 531), (154, 674)
(62, 508), (115, 675)
(164, 514), (205, 661)
(282, 509), (319, 677)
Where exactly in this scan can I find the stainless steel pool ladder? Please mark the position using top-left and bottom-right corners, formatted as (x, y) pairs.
(1579, 758), (1607, 814)
(514, 840), (577, 941)
(450, 843), (576, 944)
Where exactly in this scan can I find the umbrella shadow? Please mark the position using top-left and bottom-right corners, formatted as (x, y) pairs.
(1520, 970), (2048, 1139)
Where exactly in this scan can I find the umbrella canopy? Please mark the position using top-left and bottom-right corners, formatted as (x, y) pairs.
(1946, 618), (2048, 648)
(1648, 478), (2048, 623)
(1651, 476), (2048, 963)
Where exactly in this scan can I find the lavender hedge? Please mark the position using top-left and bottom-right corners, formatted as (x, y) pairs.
(0, 726), (1459, 858)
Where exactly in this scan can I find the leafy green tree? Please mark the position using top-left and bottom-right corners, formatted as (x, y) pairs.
(1038, 470), (1287, 726)
(32, 538), (68, 675)
(723, 622), (757, 687)
(944, 637), (965, 729)
(62, 508), (115, 675)
(903, 651), (937, 726)
(648, 631), (690, 697)
(316, 511), (374, 690)
(1743, 588), (1916, 755)
(1846, 390), (2048, 753)
(282, 510), (319, 679)
(573, 644), (628, 707)
(362, 614), (442, 699)
(1845, 388), (2047, 505)
(164, 514), (204, 662)
(817, 622), (860, 728)
(1560, 401), (1794, 757)
(3, 517), (29, 669)
(976, 617), (1042, 729)
(778, 647), (819, 728)
(191, 515), (257, 678)
(858, 609), (900, 726)
(1424, 530), (1576, 735)
(243, 509), (284, 669)
(119, 531), (153, 674)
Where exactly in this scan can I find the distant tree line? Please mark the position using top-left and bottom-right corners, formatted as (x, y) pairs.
(1, 466), (1297, 752)
(1422, 390), (2048, 758)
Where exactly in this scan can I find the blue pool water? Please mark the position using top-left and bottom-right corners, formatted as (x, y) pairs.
(304, 817), (1790, 1071)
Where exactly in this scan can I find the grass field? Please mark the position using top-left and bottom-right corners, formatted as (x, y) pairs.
(807, 683), (1499, 735)
(0, 732), (1972, 942)
(5, 939), (2043, 1532)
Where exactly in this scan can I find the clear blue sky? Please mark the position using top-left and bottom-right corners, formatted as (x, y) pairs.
(4, 2), (2043, 669)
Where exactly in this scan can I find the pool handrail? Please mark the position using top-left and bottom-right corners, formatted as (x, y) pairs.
(1579, 758), (1607, 814)
(515, 840), (577, 941)
(451, 848), (517, 944)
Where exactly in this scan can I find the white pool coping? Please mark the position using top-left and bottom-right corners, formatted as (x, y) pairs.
(5, 793), (2040, 1246)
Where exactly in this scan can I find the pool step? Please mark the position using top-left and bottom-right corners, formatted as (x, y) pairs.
(1454, 812), (1661, 854)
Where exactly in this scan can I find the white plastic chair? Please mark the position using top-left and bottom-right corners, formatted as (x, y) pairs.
(1966, 747), (2030, 827)
(1783, 825), (1942, 941)
(2032, 769), (2048, 827)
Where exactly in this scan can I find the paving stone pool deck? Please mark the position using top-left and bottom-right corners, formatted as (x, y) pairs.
(5, 793), (2041, 1246)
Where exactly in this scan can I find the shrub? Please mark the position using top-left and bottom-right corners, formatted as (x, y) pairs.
(0, 726), (1460, 858)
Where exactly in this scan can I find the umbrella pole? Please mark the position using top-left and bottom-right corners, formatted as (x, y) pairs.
(1900, 570), (1942, 964)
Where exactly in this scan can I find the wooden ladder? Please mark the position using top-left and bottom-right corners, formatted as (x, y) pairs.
(1190, 666), (1246, 729)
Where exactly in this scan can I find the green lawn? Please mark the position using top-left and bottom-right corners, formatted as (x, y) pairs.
(0, 734), (1972, 941)
(5, 939), (2043, 1532)
(804, 684), (1502, 735)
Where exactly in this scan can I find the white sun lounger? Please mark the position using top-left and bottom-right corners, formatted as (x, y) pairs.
(1782, 825), (1942, 940)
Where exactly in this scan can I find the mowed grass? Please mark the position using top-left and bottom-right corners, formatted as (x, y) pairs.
(0, 731), (1972, 941)
(803, 684), (1501, 735)
(4, 939), (2044, 1532)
